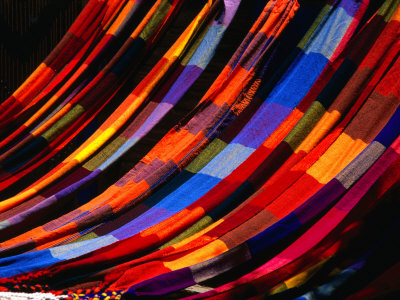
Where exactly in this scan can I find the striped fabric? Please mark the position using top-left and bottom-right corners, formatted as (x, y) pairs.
(0, 0), (116, 121)
(0, 0), (147, 150)
(0, 0), (180, 192)
(0, 0), (299, 255)
(0, 0), (320, 277)
(0, 0), (399, 299)
(0, 0), (240, 235)
(0, 0), (248, 262)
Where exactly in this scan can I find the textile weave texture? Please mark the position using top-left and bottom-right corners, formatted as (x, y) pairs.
(0, 0), (399, 299)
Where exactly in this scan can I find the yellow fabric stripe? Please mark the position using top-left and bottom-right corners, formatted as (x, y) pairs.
(307, 133), (368, 184)
(296, 110), (341, 154)
(164, 239), (229, 270)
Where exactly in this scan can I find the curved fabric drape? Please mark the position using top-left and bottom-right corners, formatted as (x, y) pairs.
(0, 0), (399, 299)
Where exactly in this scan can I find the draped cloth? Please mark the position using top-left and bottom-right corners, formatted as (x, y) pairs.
(0, 0), (399, 299)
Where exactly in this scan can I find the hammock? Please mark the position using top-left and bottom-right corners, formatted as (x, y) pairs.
(0, 0), (399, 299)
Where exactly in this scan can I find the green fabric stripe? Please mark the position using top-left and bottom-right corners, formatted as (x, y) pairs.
(83, 136), (128, 171)
(42, 104), (85, 141)
(378, 0), (400, 22)
(284, 101), (326, 151)
(160, 215), (214, 249)
(185, 138), (228, 174)
(73, 231), (99, 243)
(297, 4), (332, 50)
(181, 21), (212, 66)
(139, 0), (172, 41)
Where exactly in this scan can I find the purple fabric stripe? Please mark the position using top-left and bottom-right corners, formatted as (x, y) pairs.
(295, 178), (347, 224)
(163, 65), (203, 104)
(127, 267), (196, 296)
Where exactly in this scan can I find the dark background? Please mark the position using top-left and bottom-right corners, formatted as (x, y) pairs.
(0, 0), (88, 99)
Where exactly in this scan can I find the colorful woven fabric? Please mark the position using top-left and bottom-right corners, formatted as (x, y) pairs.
(0, 0), (147, 150)
(0, 0), (115, 121)
(0, 0), (250, 264)
(0, 0), (239, 234)
(0, 0), (399, 299)
(0, 0), (299, 255)
(95, 1), (400, 296)
(0, 0), (320, 279)
(0, 0), (180, 191)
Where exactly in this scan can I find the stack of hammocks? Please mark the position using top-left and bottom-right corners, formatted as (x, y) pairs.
(0, 0), (399, 299)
